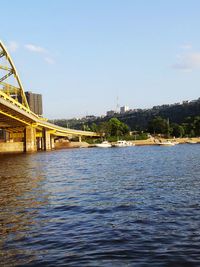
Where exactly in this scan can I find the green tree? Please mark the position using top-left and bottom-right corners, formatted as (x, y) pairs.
(97, 122), (111, 137)
(182, 117), (196, 137)
(96, 118), (129, 138)
(171, 123), (185, 137)
(194, 116), (200, 136)
(148, 116), (169, 135)
(90, 123), (98, 132)
(108, 118), (129, 137)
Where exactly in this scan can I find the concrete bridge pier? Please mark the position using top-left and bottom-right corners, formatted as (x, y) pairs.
(42, 128), (55, 151)
(3, 130), (10, 142)
(24, 127), (55, 152)
(24, 126), (37, 152)
(36, 137), (42, 151)
(51, 136), (55, 149)
(42, 128), (50, 151)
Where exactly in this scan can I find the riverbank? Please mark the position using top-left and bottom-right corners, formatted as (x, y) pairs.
(55, 140), (90, 149)
(55, 137), (200, 149)
(131, 137), (200, 146)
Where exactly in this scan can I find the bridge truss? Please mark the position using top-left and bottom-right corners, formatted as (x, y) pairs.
(0, 41), (29, 109)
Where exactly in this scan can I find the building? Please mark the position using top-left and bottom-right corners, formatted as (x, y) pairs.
(25, 91), (43, 116)
(120, 105), (129, 114)
(85, 115), (96, 121)
(106, 110), (115, 117)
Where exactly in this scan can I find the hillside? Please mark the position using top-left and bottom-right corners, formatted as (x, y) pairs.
(52, 98), (200, 131)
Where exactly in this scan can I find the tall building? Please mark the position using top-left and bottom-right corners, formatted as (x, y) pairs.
(120, 105), (129, 114)
(25, 91), (43, 116)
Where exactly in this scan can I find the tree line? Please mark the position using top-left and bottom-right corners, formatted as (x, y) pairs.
(84, 116), (200, 139)
(52, 99), (200, 139)
(53, 115), (200, 140)
(148, 116), (200, 137)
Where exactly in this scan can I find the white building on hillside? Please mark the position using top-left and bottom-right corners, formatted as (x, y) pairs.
(120, 105), (129, 114)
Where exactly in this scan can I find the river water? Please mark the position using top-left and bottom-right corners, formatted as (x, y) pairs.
(0, 144), (200, 266)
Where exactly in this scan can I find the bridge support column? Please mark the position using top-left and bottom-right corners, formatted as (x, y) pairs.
(79, 136), (82, 142)
(37, 137), (42, 150)
(51, 136), (55, 149)
(42, 128), (51, 151)
(3, 130), (10, 142)
(24, 126), (36, 152)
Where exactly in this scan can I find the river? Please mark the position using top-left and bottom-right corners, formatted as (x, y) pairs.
(0, 144), (200, 266)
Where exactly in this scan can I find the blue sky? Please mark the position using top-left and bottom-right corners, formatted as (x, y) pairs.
(1, 0), (200, 118)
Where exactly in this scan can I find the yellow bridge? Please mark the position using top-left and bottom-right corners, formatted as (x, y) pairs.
(0, 41), (99, 152)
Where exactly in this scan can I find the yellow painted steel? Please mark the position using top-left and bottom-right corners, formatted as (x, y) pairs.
(10, 132), (24, 138)
(36, 132), (42, 138)
(0, 90), (36, 115)
(0, 40), (100, 138)
(0, 109), (31, 126)
(0, 65), (12, 71)
(0, 41), (30, 109)
(0, 81), (20, 95)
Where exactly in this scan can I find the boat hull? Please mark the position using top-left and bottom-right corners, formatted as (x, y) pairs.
(95, 144), (112, 148)
(113, 141), (135, 147)
(158, 142), (175, 146)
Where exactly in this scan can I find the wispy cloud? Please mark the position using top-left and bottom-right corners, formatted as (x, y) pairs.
(24, 43), (55, 64)
(172, 52), (200, 71)
(7, 41), (19, 52)
(172, 44), (200, 72)
(24, 44), (47, 53)
(6, 41), (55, 65)
(44, 56), (55, 65)
(180, 43), (192, 50)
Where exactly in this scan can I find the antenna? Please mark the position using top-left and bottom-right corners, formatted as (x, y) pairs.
(116, 95), (120, 113)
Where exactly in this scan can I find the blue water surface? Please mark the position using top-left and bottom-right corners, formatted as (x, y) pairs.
(0, 144), (200, 266)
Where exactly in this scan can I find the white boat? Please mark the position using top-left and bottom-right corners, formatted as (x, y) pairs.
(172, 141), (179, 145)
(95, 141), (112, 148)
(186, 140), (197, 144)
(126, 141), (135, 146)
(158, 140), (176, 146)
(113, 140), (135, 147)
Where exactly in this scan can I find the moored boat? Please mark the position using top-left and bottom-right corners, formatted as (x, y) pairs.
(113, 140), (135, 147)
(186, 140), (197, 144)
(158, 140), (176, 146)
(126, 141), (135, 146)
(95, 141), (112, 148)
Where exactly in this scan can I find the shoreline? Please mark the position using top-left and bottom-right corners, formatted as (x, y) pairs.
(55, 137), (200, 149)
(130, 137), (200, 146)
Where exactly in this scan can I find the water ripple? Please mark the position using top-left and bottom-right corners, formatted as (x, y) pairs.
(0, 145), (200, 266)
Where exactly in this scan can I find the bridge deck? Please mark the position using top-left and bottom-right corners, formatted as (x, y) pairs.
(0, 92), (99, 137)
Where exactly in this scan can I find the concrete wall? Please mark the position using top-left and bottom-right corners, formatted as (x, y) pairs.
(0, 142), (24, 153)
(55, 141), (89, 149)
(24, 126), (37, 152)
